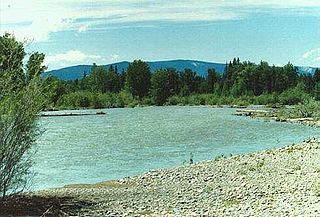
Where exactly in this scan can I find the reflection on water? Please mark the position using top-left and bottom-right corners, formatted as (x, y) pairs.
(33, 106), (319, 190)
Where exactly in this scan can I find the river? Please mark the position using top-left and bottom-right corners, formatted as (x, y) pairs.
(32, 106), (319, 190)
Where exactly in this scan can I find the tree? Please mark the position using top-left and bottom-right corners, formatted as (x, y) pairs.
(0, 33), (26, 93)
(314, 68), (320, 83)
(88, 65), (108, 93)
(0, 85), (42, 198)
(315, 82), (320, 101)
(151, 68), (180, 105)
(88, 65), (121, 93)
(43, 76), (68, 107)
(105, 70), (121, 93)
(26, 52), (47, 81)
(283, 62), (298, 89)
(126, 60), (151, 98)
(180, 68), (200, 94)
(207, 68), (218, 94)
(0, 34), (43, 198)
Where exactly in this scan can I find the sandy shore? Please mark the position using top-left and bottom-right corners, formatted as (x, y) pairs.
(1, 138), (320, 216)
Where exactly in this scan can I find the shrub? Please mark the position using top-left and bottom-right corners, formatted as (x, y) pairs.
(166, 95), (180, 105)
(278, 85), (310, 105)
(0, 34), (44, 198)
(276, 99), (320, 120)
(0, 83), (42, 198)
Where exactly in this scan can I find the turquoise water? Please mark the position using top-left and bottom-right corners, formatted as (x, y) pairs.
(33, 106), (319, 190)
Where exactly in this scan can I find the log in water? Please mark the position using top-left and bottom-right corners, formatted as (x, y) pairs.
(41, 111), (106, 117)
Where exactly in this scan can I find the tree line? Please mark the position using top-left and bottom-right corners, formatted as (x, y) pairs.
(44, 58), (320, 108)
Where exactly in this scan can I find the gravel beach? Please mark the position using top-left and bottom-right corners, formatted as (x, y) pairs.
(2, 138), (319, 216)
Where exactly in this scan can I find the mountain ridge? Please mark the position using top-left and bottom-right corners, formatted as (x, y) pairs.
(43, 60), (318, 81)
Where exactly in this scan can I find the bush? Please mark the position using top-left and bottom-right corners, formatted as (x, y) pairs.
(0, 83), (42, 198)
(253, 93), (278, 105)
(56, 90), (141, 109)
(276, 99), (320, 120)
(166, 95), (180, 105)
(278, 85), (310, 105)
(0, 34), (44, 198)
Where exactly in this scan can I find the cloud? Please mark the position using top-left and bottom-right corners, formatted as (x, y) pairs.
(44, 50), (104, 69)
(1, 0), (320, 42)
(302, 48), (320, 62)
(44, 50), (123, 70)
(78, 24), (89, 33)
(109, 54), (120, 62)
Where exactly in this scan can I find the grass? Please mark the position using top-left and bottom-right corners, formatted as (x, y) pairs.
(223, 198), (240, 207)
(248, 160), (265, 172)
(314, 182), (320, 197)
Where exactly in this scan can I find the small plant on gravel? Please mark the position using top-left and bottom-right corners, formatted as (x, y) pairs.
(223, 198), (240, 207)
(214, 154), (225, 161)
(292, 164), (301, 171)
(248, 160), (265, 172)
(257, 160), (265, 168)
(239, 170), (247, 175)
(314, 182), (320, 197)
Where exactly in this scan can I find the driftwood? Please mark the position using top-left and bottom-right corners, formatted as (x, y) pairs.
(234, 109), (269, 117)
(41, 111), (106, 117)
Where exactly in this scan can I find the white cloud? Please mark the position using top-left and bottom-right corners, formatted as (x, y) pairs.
(302, 48), (320, 62)
(44, 50), (104, 69)
(44, 50), (123, 69)
(78, 24), (89, 33)
(1, 0), (320, 42)
(110, 54), (120, 62)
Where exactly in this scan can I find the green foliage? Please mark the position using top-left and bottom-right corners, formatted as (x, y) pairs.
(0, 34), (44, 197)
(126, 60), (151, 98)
(0, 33), (25, 72)
(278, 82), (310, 105)
(0, 33), (26, 92)
(151, 68), (180, 105)
(314, 82), (320, 101)
(56, 90), (138, 109)
(276, 99), (320, 120)
(26, 52), (47, 81)
(87, 65), (121, 93)
(207, 68), (219, 94)
(0, 84), (42, 197)
(41, 58), (320, 108)
(180, 68), (201, 94)
(253, 93), (278, 105)
(43, 77), (68, 108)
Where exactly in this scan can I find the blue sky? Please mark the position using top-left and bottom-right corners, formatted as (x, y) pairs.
(1, 0), (320, 70)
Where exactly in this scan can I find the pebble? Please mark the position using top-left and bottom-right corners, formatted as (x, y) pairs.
(31, 139), (320, 216)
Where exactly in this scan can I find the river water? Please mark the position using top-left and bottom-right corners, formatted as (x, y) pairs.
(32, 106), (319, 190)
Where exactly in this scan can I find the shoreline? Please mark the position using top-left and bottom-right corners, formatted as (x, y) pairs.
(1, 139), (320, 216)
(235, 108), (320, 128)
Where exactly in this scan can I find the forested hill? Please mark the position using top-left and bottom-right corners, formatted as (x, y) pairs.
(43, 59), (317, 81)
(42, 60), (227, 80)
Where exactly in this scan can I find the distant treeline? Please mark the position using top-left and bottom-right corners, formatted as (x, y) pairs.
(43, 59), (320, 109)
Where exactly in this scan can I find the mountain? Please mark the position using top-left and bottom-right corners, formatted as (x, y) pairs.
(42, 60), (318, 81)
(42, 60), (226, 80)
(295, 66), (317, 75)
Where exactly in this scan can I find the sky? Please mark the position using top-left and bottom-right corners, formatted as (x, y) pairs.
(1, 0), (320, 70)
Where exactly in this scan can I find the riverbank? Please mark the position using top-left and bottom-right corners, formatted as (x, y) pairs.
(1, 138), (320, 216)
(235, 108), (320, 128)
